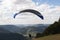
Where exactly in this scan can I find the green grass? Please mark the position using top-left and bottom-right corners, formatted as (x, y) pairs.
(33, 34), (60, 40)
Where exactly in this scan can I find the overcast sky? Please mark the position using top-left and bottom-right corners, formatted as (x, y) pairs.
(0, 0), (60, 25)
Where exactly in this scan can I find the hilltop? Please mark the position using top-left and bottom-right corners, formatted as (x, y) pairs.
(33, 34), (60, 40)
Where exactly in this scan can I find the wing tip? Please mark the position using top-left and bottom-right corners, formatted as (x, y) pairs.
(40, 16), (44, 20)
(13, 13), (18, 19)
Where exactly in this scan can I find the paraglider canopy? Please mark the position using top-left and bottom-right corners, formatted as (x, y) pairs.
(13, 9), (44, 20)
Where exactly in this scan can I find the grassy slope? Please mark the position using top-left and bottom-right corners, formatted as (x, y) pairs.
(33, 34), (60, 40)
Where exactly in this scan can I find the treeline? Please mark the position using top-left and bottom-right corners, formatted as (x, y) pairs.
(36, 18), (60, 38)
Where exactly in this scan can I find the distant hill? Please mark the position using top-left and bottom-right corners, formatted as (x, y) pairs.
(0, 25), (22, 33)
(0, 25), (27, 40)
(0, 27), (10, 33)
(0, 33), (27, 40)
(17, 24), (49, 35)
(0, 24), (49, 35)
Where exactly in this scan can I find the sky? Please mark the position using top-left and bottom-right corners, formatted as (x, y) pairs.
(0, 0), (60, 25)
(32, 0), (60, 6)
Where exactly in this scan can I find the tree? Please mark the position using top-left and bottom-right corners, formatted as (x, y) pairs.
(43, 18), (60, 36)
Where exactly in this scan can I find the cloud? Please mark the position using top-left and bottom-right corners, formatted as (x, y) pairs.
(37, 4), (60, 24)
(0, 0), (60, 25)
